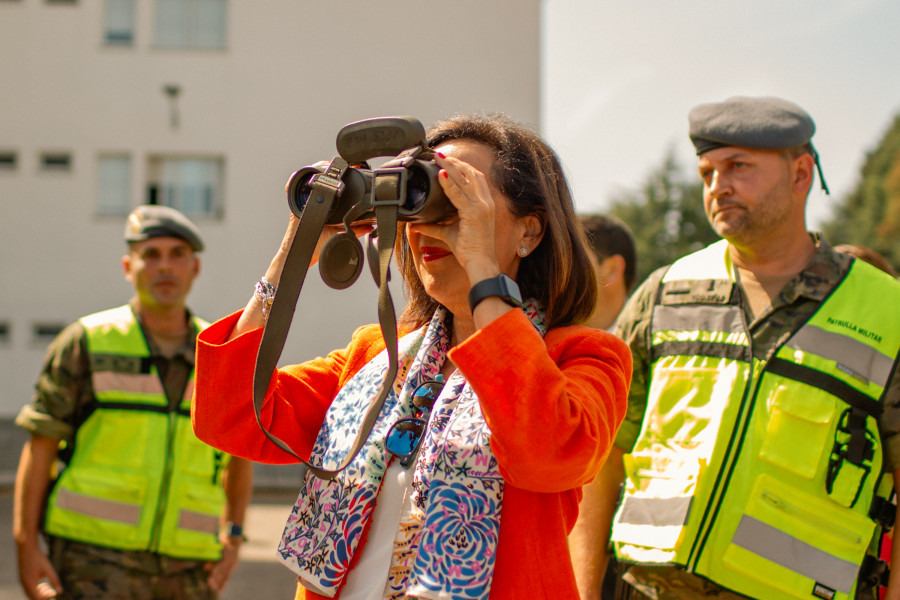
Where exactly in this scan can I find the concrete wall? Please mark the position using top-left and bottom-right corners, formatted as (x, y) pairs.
(0, 0), (541, 416)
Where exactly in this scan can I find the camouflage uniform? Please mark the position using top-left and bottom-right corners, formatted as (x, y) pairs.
(50, 539), (214, 600)
(16, 305), (197, 443)
(610, 235), (900, 600)
(16, 304), (217, 600)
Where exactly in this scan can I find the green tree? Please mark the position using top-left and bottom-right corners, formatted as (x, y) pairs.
(609, 148), (718, 285)
(824, 113), (900, 267)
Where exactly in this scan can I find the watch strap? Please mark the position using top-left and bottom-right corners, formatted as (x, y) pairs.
(467, 274), (523, 312)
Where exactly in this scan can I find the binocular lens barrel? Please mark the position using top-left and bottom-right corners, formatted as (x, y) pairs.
(286, 161), (452, 225)
(404, 162), (436, 213)
(286, 168), (316, 217)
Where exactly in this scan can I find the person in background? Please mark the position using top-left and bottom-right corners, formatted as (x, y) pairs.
(13, 205), (253, 600)
(191, 114), (632, 600)
(835, 244), (898, 278)
(580, 214), (638, 331)
(570, 214), (639, 600)
(584, 96), (900, 599)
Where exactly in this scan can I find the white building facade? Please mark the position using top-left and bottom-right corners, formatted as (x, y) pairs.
(0, 0), (541, 416)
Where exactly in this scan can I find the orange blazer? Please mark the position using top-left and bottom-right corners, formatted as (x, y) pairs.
(193, 308), (631, 600)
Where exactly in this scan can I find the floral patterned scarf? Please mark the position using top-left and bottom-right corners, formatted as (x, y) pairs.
(277, 302), (547, 599)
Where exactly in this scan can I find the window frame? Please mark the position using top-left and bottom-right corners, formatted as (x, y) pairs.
(97, 153), (133, 216)
(146, 154), (225, 219)
(103, 0), (136, 46)
(39, 152), (73, 172)
(153, 0), (228, 50)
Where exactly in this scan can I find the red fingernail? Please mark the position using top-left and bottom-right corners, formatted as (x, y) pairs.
(441, 171), (449, 179)
(436, 152), (446, 159)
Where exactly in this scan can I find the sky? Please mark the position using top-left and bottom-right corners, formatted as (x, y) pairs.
(541, 0), (900, 229)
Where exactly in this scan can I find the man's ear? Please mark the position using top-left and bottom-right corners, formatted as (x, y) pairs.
(122, 254), (134, 283)
(599, 254), (626, 287)
(792, 153), (815, 195)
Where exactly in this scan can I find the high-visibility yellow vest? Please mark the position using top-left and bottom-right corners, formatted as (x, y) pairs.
(612, 240), (900, 600)
(44, 305), (227, 561)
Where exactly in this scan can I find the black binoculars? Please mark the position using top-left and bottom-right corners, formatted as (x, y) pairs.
(286, 116), (454, 226)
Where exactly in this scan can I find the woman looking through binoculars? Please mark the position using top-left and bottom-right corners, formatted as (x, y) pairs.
(191, 113), (631, 600)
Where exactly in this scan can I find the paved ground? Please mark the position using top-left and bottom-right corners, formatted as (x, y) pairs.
(0, 419), (303, 600)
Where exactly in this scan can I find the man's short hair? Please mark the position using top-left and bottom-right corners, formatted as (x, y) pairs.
(580, 214), (638, 292)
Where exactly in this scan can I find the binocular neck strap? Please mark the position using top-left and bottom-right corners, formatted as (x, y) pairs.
(252, 158), (401, 481)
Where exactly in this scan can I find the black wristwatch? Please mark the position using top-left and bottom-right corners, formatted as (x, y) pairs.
(467, 274), (523, 312)
(224, 522), (247, 541)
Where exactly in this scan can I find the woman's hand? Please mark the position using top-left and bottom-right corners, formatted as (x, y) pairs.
(412, 151), (503, 285)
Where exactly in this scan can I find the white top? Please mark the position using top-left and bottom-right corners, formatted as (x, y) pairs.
(338, 461), (410, 600)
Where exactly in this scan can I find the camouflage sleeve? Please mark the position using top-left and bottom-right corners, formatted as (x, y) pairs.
(611, 268), (667, 453)
(14, 321), (92, 442)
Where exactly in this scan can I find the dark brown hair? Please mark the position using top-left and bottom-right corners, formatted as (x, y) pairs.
(397, 114), (598, 330)
(580, 214), (638, 292)
(834, 244), (898, 278)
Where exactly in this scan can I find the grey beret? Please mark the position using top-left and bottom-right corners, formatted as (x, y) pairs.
(689, 96), (816, 156)
(124, 205), (204, 252)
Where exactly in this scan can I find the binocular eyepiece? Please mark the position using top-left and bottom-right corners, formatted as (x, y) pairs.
(286, 117), (455, 226)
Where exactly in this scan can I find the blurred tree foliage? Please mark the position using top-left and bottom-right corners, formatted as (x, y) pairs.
(824, 114), (900, 268)
(607, 149), (719, 286)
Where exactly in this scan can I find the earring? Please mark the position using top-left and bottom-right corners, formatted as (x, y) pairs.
(518, 247), (528, 257)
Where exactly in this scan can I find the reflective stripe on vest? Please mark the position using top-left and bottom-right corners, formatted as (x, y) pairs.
(786, 324), (895, 387)
(612, 243), (900, 600)
(731, 515), (859, 594)
(44, 306), (224, 560)
(56, 487), (142, 525)
(55, 487), (220, 535)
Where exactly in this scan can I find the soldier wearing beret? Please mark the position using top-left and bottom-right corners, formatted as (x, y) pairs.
(571, 97), (900, 599)
(13, 205), (253, 599)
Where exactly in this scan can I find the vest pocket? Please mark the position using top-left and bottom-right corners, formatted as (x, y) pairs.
(720, 474), (871, 599)
(611, 453), (701, 553)
(48, 469), (148, 545)
(758, 378), (836, 479)
(170, 485), (225, 558)
(174, 417), (223, 479)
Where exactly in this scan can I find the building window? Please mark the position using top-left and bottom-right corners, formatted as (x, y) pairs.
(40, 152), (72, 171)
(154, 0), (227, 49)
(0, 322), (9, 346)
(0, 151), (17, 170)
(98, 154), (132, 215)
(104, 0), (135, 45)
(32, 323), (64, 346)
(147, 156), (224, 218)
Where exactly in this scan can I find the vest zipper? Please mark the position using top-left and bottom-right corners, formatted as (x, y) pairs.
(685, 286), (764, 572)
(682, 358), (763, 570)
(148, 402), (178, 551)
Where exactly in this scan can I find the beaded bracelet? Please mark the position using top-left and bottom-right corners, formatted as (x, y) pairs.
(254, 278), (277, 319)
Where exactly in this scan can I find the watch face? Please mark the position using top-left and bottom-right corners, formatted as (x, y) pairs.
(468, 274), (523, 311)
(498, 274), (523, 304)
